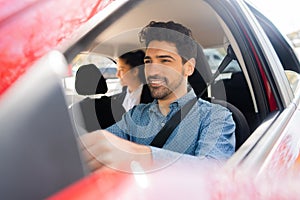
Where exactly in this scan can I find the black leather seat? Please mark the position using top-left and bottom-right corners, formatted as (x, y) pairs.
(75, 64), (108, 95)
(208, 98), (250, 151)
(211, 72), (259, 132)
(188, 44), (213, 98)
(70, 64), (108, 132)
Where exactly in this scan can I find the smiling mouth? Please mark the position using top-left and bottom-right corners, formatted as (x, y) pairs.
(148, 78), (166, 87)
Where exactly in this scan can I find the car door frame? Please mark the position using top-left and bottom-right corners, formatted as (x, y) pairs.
(205, 0), (300, 172)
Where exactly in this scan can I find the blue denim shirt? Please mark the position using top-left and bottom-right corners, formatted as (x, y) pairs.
(106, 89), (235, 163)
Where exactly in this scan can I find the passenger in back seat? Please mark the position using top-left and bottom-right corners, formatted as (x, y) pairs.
(80, 21), (236, 172)
(115, 50), (153, 112)
(96, 50), (153, 129)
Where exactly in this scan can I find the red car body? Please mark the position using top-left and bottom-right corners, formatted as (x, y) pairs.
(0, 0), (113, 96)
(1, 0), (300, 199)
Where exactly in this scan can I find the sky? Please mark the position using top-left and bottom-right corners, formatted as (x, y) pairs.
(248, 0), (300, 34)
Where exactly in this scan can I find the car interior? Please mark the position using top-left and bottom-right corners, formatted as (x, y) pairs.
(63, 0), (300, 155)
(2, 0), (300, 198)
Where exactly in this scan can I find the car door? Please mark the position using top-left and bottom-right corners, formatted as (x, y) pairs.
(204, 0), (300, 173)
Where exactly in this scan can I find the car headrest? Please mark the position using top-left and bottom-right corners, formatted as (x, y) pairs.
(75, 64), (108, 95)
(188, 44), (213, 97)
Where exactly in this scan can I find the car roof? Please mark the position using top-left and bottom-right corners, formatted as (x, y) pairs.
(88, 0), (226, 58)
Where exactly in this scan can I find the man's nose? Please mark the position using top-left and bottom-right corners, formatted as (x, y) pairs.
(145, 63), (161, 75)
(116, 70), (121, 78)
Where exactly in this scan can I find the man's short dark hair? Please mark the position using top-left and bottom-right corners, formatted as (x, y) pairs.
(139, 21), (197, 62)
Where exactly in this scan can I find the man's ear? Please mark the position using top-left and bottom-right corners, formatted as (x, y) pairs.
(184, 58), (195, 76)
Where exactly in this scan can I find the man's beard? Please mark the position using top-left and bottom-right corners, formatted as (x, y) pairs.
(147, 75), (184, 100)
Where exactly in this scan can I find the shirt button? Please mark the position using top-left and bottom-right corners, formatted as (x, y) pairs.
(161, 122), (165, 126)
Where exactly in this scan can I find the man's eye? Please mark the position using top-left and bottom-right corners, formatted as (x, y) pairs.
(161, 59), (171, 63)
(144, 60), (151, 64)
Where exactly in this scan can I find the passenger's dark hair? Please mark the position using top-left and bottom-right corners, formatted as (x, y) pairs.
(139, 21), (197, 62)
(119, 49), (146, 82)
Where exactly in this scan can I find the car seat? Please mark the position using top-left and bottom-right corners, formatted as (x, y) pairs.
(75, 64), (107, 95)
(192, 44), (251, 150)
(188, 44), (213, 98)
(211, 72), (259, 132)
(70, 64), (108, 132)
(207, 98), (250, 151)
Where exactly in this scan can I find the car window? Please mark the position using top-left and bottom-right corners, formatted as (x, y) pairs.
(285, 70), (300, 93)
(62, 52), (122, 104)
(99, 67), (117, 79)
(248, 3), (300, 94)
(204, 47), (241, 75)
(71, 52), (117, 78)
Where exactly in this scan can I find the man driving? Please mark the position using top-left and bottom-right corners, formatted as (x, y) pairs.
(80, 21), (235, 172)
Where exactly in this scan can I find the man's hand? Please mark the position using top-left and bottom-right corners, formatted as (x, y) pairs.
(79, 130), (152, 172)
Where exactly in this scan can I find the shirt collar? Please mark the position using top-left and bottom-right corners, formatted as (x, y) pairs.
(172, 88), (196, 108)
(126, 84), (143, 97)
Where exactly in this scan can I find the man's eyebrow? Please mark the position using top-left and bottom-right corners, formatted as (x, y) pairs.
(144, 56), (151, 60)
(144, 55), (176, 60)
(157, 55), (176, 60)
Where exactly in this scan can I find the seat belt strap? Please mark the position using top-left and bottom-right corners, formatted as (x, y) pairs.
(150, 97), (197, 148)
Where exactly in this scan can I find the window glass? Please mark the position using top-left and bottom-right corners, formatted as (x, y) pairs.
(204, 47), (241, 75)
(63, 52), (122, 97)
(248, 4), (300, 94)
(284, 70), (300, 93)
